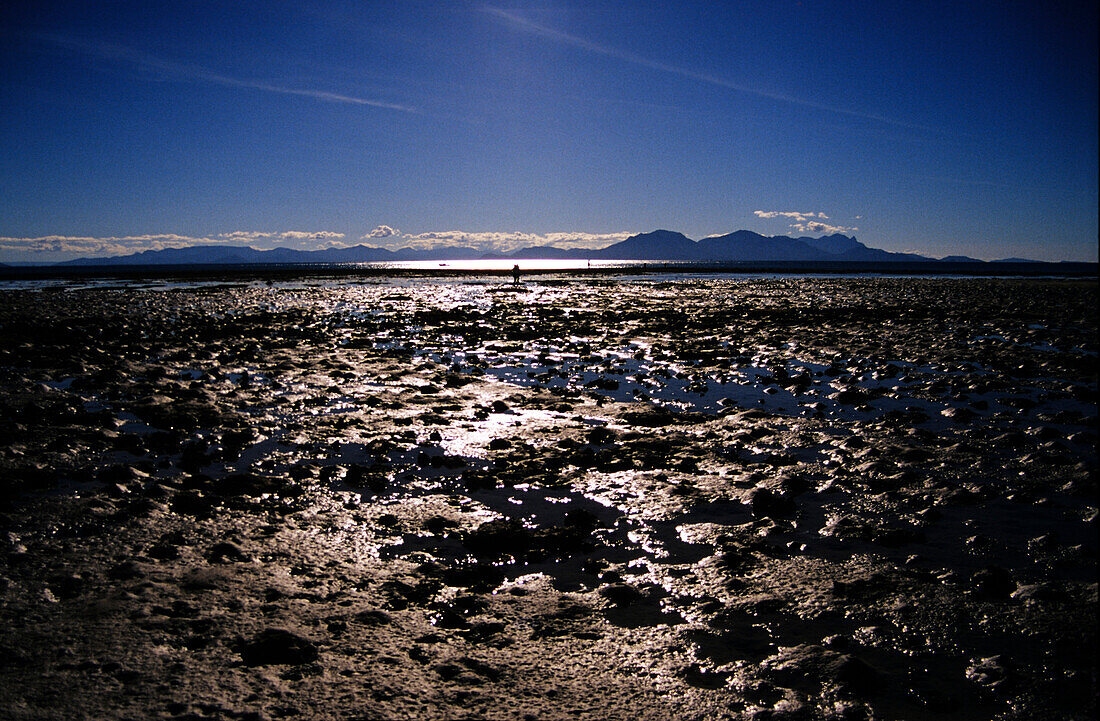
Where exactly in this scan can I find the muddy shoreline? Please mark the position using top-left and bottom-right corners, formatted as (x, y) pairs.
(1, 276), (1096, 720)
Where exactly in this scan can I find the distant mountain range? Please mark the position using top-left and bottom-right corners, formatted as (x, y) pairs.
(56, 229), (1046, 266)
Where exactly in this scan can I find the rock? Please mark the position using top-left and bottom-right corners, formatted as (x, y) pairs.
(1010, 582), (1066, 605)
(148, 541), (182, 560)
(965, 655), (1010, 693)
(462, 518), (593, 563)
(170, 490), (214, 517)
(970, 566), (1015, 600)
(599, 583), (645, 607)
(680, 662), (730, 689)
(240, 628), (318, 666)
(423, 516), (458, 534)
(208, 541), (250, 563)
(832, 388), (871, 405)
(584, 376), (619, 391)
(827, 654), (881, 693)
(736, 593), (787, 615)
(767, 644), (883, 695)
(941, 406), (977, 423)
(97, 465), (149, 485)
(104, 483), (131, 498)
(622, 408), (678, 427)
(106, 560), (144, 581)
(870, 524), (924, 547)
(354, 609), (393, 626)
(748, 488), (795, 519)
(563, 508), (601, 530)
(47, 572), (85, 599)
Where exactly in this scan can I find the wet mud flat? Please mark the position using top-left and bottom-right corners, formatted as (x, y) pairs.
(0, 275), (1095, 721)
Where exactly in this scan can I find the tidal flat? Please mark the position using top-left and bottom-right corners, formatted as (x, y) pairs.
(0, 275), (1096, 720)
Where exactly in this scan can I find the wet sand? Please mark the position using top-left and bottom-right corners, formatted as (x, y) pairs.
(0, 275), (1096, 720)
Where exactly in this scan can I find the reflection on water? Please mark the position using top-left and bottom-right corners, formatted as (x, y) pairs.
(358, 258), (658, 271)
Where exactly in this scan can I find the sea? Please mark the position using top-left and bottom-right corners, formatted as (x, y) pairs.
(1, 257), (1095, 291)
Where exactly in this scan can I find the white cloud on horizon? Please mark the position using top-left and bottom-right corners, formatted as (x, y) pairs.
(219, 230), (349, 245)
(0, 229), (635, 260)
(366, 230), (635, 254)
(278, 230), (346, 241)
(753, 210), (857, 236)
(364, 225), (401, 239)
(0, 234), (219, 257)
(790, 220), (857, 235)
(219, 231), (272, 240)
(0, 230), (351, 257)
(753, 211), (829, 221)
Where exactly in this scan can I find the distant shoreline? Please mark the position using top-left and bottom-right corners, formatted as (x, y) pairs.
(1, 259), (1096, 282)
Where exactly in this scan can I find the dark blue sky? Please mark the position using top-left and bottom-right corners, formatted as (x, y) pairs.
(1, 1), (1096, 261)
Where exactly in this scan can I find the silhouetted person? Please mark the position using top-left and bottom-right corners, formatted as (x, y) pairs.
(511, 264), (521, 285)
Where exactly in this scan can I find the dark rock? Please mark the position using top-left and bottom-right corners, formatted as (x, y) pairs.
(431, 608), (470, 629)
(584, 376), (619, 391)
(748, 488), (795, 519)
(104, 483), (131, 498)
(767, 644), (883, 695)
(47, 572), (85, 599)
(869, 524), (925, 547)
(830, 573), (891, 600)
(941, 407), (977, 423)
(457, 655), (501, 681)
(1010, 582), (1067, 604)
(240, 628), (318, 666)
(208, 541), (250, 563)
(737, 593), (787, 615)
(462, 518), (594, 563)
(423, 516), (458, 535)
(681, 663), (730, 689)
(970, 566), (1015, 600)
(106, 560), (144, 581)
(586, 426), (615, 444)
(832, 388), (872, 405)
(97, 465), (148, 485)
(464, 621), (507, 643)
(827, 654), (881, 693)
(354, 609), (393, 626)
(622, 409), (677, 427)
(966, 655), (1011, 693)
(598, 583), (645, 607)
(438, 562), (507, 592)
(170, 490), (214, 517)
(563, 508), (601, 530)
(219, 473), (282, 496)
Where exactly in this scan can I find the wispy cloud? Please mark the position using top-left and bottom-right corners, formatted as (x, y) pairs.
(484, 7), (935, 132)
(33, 33), (418, 114)
(754, 210), (857, 235)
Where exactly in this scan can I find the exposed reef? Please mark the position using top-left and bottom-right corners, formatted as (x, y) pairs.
(0, 276), (1096, 720)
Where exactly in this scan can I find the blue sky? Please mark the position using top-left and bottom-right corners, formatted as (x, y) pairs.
(1, 1), (1096, 262)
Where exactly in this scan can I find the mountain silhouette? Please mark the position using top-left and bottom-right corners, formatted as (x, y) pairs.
(56, 229), (985, 265)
